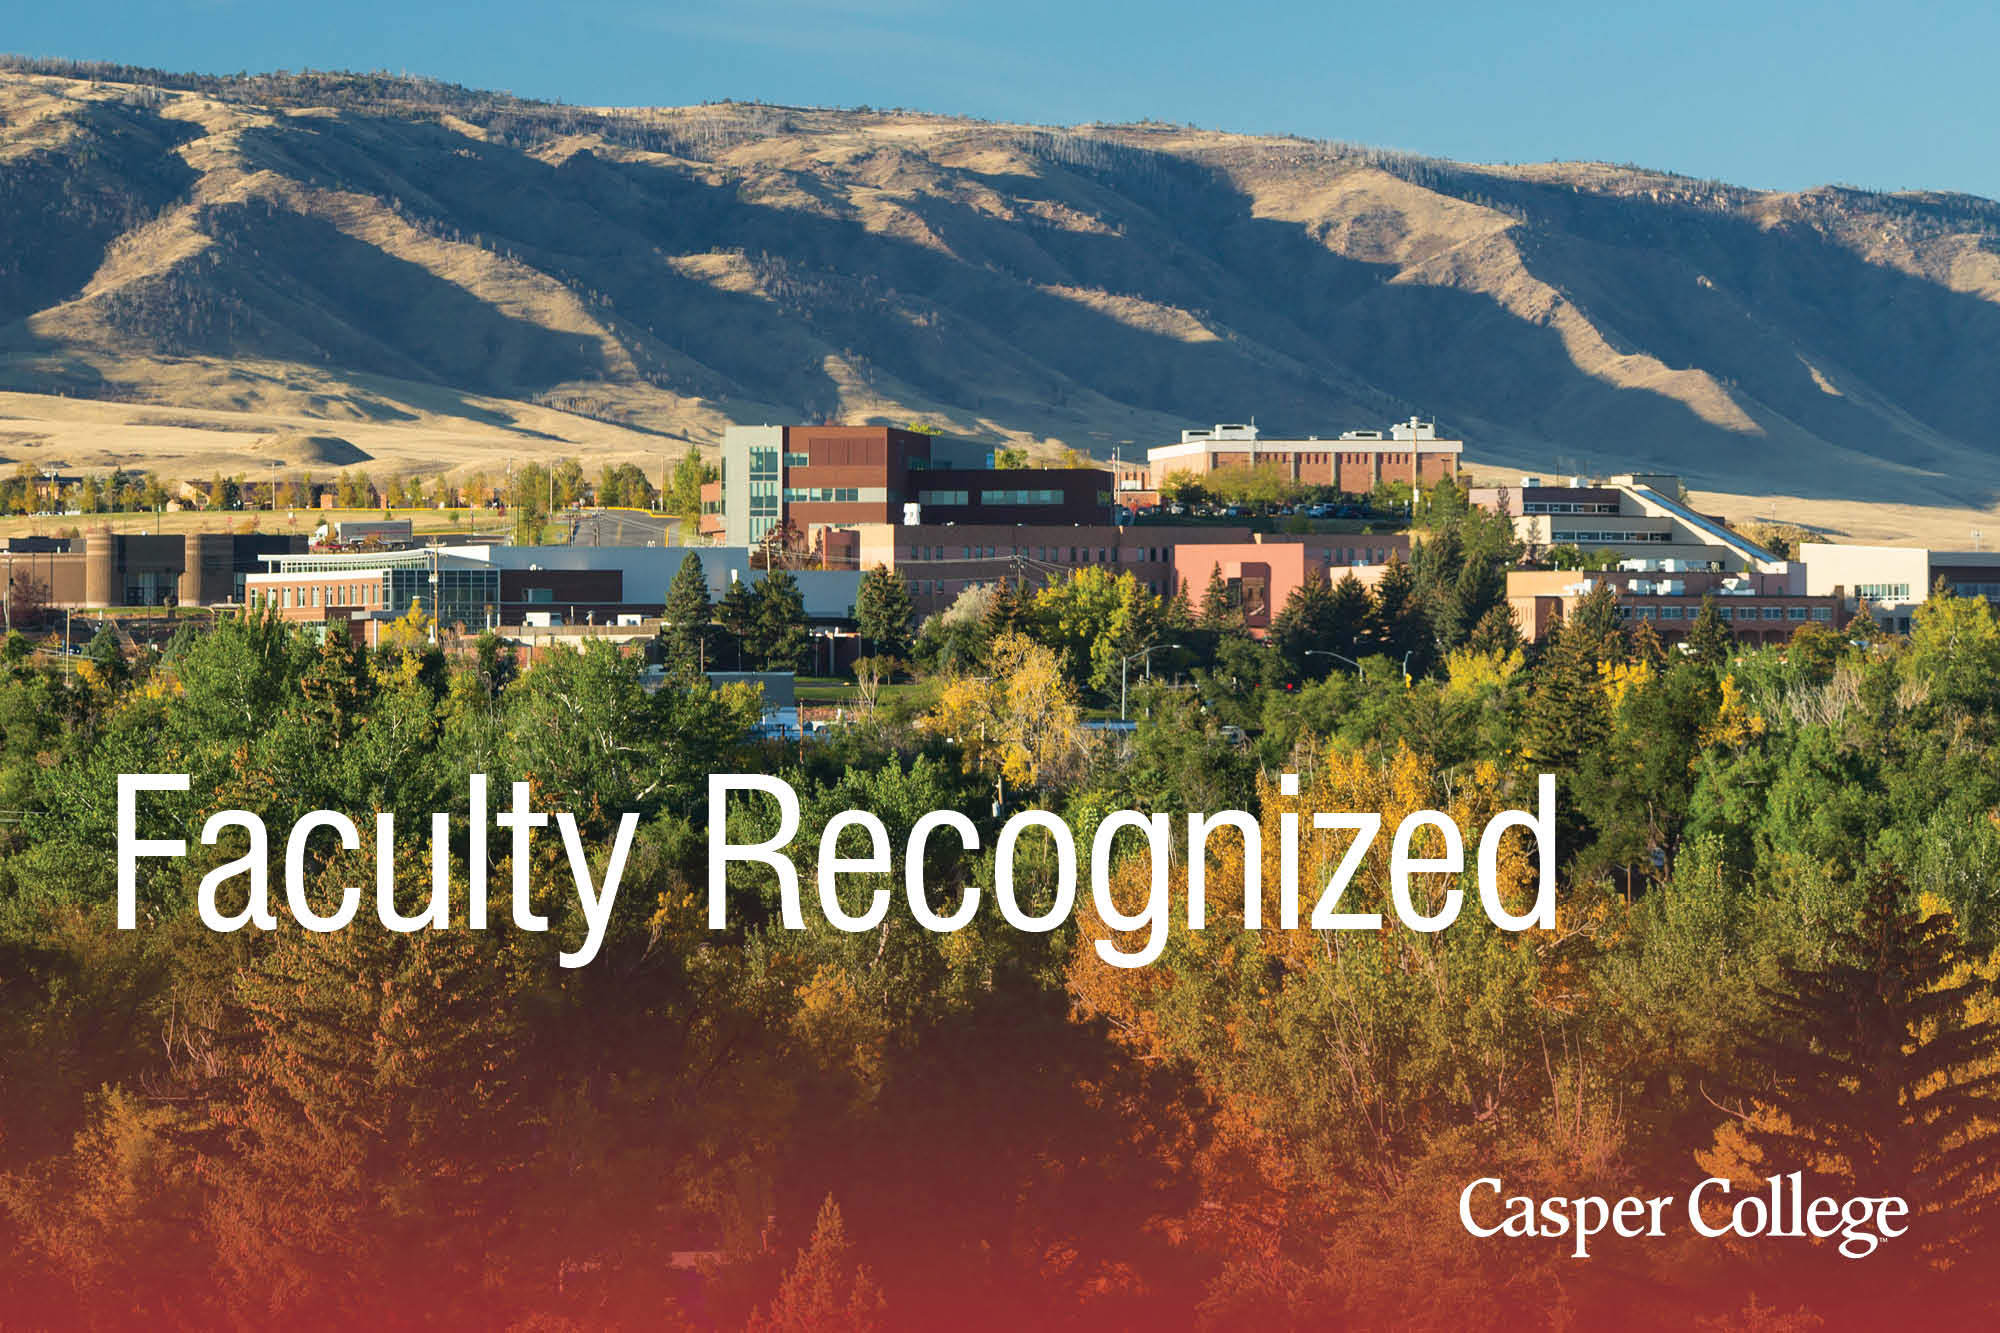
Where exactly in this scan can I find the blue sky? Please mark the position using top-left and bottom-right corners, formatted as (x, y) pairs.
(7, 1), (1997, 201)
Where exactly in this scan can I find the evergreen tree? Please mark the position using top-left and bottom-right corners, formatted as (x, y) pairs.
(1687, 596), (1734, 665)
(1162, 575), (1195, 633)
(983, 578), (1025, 640)
(661, 551), (713, 676)
(1271, 570), (1337, 678)
(751, 569), (811, 672)
(1366, 555), (1426, 669)
(85, 624), (126, 687)
(1742, 872), (2000, 1277)
(1520, 612), (1612, 851)
(1327, 572), (1371, 658)
(1197, 563), (1239, 632)
(1464, 602), (1521, 657)
(1629, 616), (1666, 669)
(855, 565), (914, 659)
(716, 577), (757, 671)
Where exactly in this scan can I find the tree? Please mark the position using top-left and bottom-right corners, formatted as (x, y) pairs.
(1271, 570), (1338, 678)
(1687, 596), (1734, 665)
(921, 630), (1083, 802)
(748, 1196), (886, 1333)
(668, 451), (717, 520)
(750, 569), (810, 672)
(1197, 563), (1238, 632)
(85, 624), (126, 687)
(854, 565), (914, 659)
(662, 551), (713, 676)
(1719, 872), (2000, 1283)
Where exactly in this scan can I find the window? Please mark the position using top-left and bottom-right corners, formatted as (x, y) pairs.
(918, 490), (970, 507)
(1763, 607), (1784, 621)
(1662, 606), (1685, 620)
(1857, 583), (1912, 601)
(1812, 607), (1832, 621)
(980, 488), (1063, 506)
(1788, 607), (1807, 620)
(1716, 606), (1733, 621)
(784, 451), (810, 468)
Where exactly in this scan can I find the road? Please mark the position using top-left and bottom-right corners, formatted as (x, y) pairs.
(568, 510), (682, 547)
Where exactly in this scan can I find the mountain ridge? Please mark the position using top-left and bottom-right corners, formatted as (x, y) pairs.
(5, 58), (2000, 517)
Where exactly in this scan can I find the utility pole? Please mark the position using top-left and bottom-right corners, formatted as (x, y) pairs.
(1120, 642), (1181, 721)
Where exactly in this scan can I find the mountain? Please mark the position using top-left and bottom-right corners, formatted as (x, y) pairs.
(5, 58), (2000, 517)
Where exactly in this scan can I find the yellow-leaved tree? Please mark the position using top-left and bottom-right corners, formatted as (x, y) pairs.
(919, 630), (1084, 805)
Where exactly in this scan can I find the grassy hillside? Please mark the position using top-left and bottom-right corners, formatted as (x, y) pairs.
(5, 58), (2000, 527)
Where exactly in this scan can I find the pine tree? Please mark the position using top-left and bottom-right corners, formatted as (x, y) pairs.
(855, 565), (914, 659)
(716, 577), (757, 671)
(747, 1196), (886, 1333)
(1271, 570), (1336, 677)
(1742, 872), (2000, 1277)
(1520, 613), (1612, 852)
(982, 578), (1024, 640)
(297, 619), (372, 744)
(1687, 596), (1734, 665)
(1197, 563), (1238, 632)
(1327, 572), (1371, 658)
(662, 551), (713, 677)
(1464, 602), (1521, 657)
(1629, 616), (1666, 669)
(1366, 555), (1424, 667)
(1162, 575), (1195, 633)
(751, 569), (811, 672)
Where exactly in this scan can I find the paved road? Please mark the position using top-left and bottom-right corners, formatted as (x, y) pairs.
(568, 510), (682, 547)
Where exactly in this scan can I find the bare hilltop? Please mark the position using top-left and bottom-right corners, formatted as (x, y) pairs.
(5, 59), (2000, 539)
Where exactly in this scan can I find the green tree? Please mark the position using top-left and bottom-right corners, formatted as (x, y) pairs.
(1687, 596), (1734, 665)
(1733, 873), (2000, 1276)
(668, 451), (718, 521)
(854, 565), (914, 659)
(716, 576), (758, 671)
(662, 551), (714, 676)
(751, 569), (810, 672)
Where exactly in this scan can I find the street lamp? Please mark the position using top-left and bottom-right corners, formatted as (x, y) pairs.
(1120, 642), (1181, 721)
(1305, 648), (1364, 676)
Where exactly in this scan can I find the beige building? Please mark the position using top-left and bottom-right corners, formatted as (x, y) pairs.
(1129, 419), (1462, 504)
(1506, 568), (1845, 646)
(1471, 474), (1784, 574)
(1799, 543), (2000, 634)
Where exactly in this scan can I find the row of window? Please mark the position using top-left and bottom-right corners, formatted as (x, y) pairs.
(1553, 530), (1670, 543)
(1856, 583), (1913, 601)
(1619, 603), (1831, 622)
(784, 487), (861, 504)
(1524, 502), (1619, 514)
(254, 582), (383, 610)
(982, 489), (1064, 506)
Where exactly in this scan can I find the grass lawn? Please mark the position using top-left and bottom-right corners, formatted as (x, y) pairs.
(794, 676), (929, 706)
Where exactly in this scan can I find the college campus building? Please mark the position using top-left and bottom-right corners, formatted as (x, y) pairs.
(1119, 419), (1463, 506)
(244, 544), (865, 642)
(700, 424), (1110, 545)
(1, 529), (307, 613)
(1506, 567), (1848, 646)
(1469, 475), (1786, 574)
(1799, 543), (2000, 634)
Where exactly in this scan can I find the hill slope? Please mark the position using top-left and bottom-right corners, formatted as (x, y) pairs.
(6, 60), (2000, 519)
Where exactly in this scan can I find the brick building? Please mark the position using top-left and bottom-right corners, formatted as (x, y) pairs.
(700, 425), (1110, 544)
(1506, 568), (1847, 646)
(1128, 419), (1463, 505)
